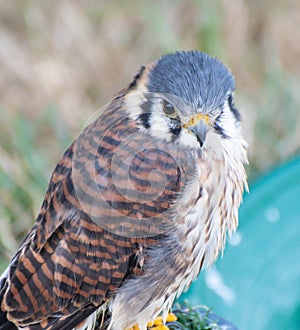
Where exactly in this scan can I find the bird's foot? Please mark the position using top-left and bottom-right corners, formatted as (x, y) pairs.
(129, 313), (177, 330)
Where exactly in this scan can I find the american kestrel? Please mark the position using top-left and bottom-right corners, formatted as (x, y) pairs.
(0, 50), (248, 330)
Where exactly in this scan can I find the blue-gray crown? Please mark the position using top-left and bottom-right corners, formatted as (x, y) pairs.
(147, 50), (235, 111)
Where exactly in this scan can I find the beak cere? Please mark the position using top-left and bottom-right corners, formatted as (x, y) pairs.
(190, 119), (207, 147)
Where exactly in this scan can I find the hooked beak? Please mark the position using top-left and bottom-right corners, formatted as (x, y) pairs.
(183, 113), (210, 147)
(189, 119), (207, 147)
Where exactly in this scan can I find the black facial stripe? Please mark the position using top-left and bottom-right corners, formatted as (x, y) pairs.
(138, 98), (153, 129)
(140, 98), (152, 114)
(169, 125), (181, 136)
(214, 120), (229, 139)
(138, 112), (151, 129)
(230, 105), (241, 122)
(169, 119), (181, 136)
(228, 94), (241, 122)
(129, 66), (145, 89)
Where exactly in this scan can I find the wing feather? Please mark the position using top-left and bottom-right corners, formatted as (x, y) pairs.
(0, 93), (186, 329)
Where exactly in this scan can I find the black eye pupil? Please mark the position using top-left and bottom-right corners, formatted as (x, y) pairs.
(163, 102), (175, 115)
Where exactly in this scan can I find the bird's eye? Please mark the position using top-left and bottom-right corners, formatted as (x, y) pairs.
(163, 101), (177, 118)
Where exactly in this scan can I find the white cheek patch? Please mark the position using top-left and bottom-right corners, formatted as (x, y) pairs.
(149, 103), (173, 142)
(178, 129), (199, 148)
(218, 103), (241, 137)
(124, 91), (148, 118)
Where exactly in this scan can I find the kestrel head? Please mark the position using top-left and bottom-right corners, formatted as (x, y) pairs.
(124, 50), (243, 153)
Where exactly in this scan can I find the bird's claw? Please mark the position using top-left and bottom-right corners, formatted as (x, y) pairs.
(129, 313), (177, 330)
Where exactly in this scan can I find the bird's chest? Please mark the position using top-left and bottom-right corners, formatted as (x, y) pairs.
(172, 155), (228, 293)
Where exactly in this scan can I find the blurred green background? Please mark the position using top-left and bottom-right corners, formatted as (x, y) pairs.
(0, 0), (299, 328)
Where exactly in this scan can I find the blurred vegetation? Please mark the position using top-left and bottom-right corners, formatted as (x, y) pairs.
(0, 0), (299, 269)
(168, 304), (224, 329)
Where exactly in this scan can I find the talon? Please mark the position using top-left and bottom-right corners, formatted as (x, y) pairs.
(153, 316), (163, 325)
(147, 321), (154, 327)
(146, 312), (176, 329)
(150, 326), (169, 330)
(166, 312), (177, 322)
(128, 325), (140, 330)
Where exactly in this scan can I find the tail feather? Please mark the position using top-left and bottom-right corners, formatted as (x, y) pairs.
(1, 270), (99, 329)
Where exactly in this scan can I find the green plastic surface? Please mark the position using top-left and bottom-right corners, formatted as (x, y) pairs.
(180, 156), (300, 330)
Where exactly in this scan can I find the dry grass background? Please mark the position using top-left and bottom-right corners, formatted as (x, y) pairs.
(0, 0), (299, 266)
